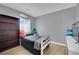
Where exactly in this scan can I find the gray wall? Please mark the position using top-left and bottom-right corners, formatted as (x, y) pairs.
(76, 4), (79, 22)
(0, 4), (35, 31)
(35, 7), (76, 44)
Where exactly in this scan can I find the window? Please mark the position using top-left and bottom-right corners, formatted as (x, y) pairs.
(20, 17), (31, 36)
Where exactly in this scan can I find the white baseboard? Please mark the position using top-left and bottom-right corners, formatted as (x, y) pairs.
(51, 41), (67, 47)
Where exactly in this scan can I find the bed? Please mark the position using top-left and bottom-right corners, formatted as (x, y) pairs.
(21, 34), (51, 55)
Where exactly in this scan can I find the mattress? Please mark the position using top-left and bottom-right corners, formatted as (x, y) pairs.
(24, 35), (40, 42)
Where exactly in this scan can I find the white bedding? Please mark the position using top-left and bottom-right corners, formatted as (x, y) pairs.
(24, 35), (38, 42)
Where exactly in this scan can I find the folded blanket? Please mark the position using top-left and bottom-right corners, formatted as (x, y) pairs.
(34, 35), (51, 50)
(34, 38), (41, 50)
(34, 37), (45, 50)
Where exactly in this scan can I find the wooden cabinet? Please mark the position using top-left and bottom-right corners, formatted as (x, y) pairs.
(0, 14), (19, 52)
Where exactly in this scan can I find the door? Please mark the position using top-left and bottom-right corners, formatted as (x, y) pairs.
(0, 14), (19, 52)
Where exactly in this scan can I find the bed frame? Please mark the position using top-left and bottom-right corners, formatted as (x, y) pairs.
(41, 38), (51, 55)
(21, 37), (40, 55)
(21, 36), (51, 55)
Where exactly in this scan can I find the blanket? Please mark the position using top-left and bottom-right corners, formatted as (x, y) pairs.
(34, 38), (41, 50)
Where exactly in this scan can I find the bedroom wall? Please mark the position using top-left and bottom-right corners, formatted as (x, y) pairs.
(0, 4), (36, 32)
(76, 4), (79, 22)
(35, 7), (76, 44)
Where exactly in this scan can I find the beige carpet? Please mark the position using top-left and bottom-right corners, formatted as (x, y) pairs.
(0, 45), (32, 55)
(0, 43), (68, 55)
(44, 43), (68, 55)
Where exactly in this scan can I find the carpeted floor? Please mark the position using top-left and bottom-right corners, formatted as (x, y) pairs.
(0, 43), (68, 55)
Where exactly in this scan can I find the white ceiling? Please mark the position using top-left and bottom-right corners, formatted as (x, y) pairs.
(1, 3), (77, 17)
